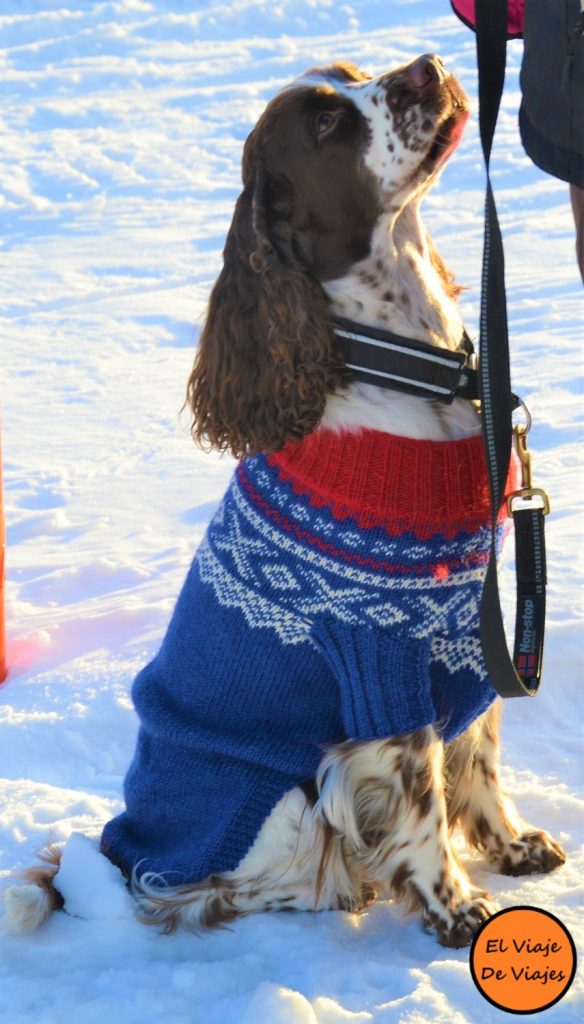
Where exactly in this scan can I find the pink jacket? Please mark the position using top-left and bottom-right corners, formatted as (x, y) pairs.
(451, 0), (524, 38)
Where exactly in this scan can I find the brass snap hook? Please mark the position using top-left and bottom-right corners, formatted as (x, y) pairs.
(507, 410), (550, 517)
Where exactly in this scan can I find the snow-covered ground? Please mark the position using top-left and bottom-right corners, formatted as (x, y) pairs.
(0, 2), (582, 1022)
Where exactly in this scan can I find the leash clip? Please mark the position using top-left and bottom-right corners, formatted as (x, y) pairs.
(507, 423), (551, 516)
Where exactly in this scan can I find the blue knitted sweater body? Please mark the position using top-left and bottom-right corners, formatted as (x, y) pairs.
(101, 428), (515, 886)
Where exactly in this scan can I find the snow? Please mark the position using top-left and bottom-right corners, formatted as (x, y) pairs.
(56, 832), (134, 921)
(0, 2), (582, 1022)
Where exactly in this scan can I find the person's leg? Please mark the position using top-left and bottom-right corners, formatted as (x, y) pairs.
(570, 184), (584, 283)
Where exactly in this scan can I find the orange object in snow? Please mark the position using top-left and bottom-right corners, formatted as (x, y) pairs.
(0, 435), (6, 683)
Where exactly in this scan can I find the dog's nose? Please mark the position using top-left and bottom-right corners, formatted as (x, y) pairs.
(405, 54), (446, 90)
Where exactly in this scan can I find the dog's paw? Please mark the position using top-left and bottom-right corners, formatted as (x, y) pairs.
(2, 883), (52, 935)
(423, 892), (497, 949)
(336, 883), (377, 913)
(498, 830), (566, 877)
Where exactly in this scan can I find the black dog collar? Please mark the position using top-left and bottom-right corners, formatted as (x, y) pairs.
(333, 316), (480, 404)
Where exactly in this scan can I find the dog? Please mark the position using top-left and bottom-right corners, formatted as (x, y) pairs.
(4, 55), (565, 949)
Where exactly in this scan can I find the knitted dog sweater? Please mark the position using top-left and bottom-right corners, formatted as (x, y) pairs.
(101, 428), (517, 886)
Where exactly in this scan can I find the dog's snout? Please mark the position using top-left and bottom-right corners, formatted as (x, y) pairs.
(405, 54), (445, 90)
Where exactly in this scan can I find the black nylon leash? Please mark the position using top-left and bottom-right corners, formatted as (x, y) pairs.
(475, 0), (548, 697)
(335, 3), (549, 698)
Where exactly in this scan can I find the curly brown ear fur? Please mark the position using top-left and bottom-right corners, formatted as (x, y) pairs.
(186, 139), (343, 459)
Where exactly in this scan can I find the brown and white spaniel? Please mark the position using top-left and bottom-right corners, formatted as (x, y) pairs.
(5, 56), (565, 948)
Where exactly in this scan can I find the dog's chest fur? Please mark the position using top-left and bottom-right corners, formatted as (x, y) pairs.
(322, 210), (481, 443)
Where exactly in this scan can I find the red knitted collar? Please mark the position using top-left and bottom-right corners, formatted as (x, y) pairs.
(268, 428), (518, 540)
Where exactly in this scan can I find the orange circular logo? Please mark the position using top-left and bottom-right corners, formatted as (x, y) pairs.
(469, 906), (577, 1014)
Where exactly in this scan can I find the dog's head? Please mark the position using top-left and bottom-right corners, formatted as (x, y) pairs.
(187, 57), (469, 458)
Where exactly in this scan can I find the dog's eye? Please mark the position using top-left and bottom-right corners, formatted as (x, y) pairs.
(316, 110), (341, 137)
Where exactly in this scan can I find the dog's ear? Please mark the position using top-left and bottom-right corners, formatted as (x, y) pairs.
(186, 136), (342, 459)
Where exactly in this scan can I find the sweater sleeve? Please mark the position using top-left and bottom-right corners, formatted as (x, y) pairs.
(310, 615), (437, 741)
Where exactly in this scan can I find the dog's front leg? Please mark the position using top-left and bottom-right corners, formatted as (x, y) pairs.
(316, 727), (496, 947)
(445, 702), (566, 876)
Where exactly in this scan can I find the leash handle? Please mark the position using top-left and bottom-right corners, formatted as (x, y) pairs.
(475, 0), (547, 697)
